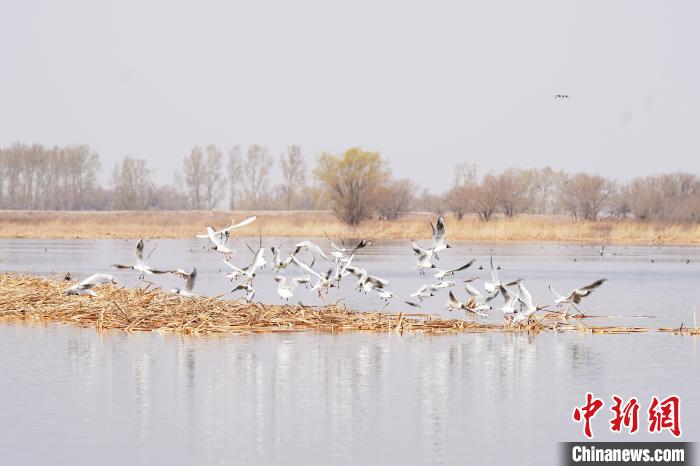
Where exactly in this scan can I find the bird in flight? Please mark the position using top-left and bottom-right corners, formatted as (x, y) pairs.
(554, 94), (570, 100)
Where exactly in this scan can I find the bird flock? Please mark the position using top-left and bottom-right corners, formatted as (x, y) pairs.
(62, 215), (608, 326)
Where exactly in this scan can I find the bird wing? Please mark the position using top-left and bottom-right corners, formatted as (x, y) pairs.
(411, 242), (426, 255)
(223, 259), (244, 273)
(291, 276), (311, 287)
(185, 268), (197, 292)
(432, 217), (445, 246)
(222, 216), (257, 233)
(449, 259), (475, 274)
(464, 282), (482, 297)
(489, 256), (499, 283)
(548, 284), (566, 301)
(447, 291), (462, 308)
(111, 264), (132, 270)
(250, 248), (267, 271)
(78, 274), (116, 288)
(135, 239), (145, 265)
(578, 278), (608, 292)
(498, 284), (513, 302)
(517, 282), (534, 309)
(295, 241), (330, 261)
(366, 275), (389, 289)
(291, 256), (322, 279)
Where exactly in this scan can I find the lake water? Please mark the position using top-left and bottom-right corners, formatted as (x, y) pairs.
(0, 239), (699, 465)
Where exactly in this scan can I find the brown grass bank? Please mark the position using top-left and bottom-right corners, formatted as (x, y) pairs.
(1, 274), (695, 336)
(1, 210), (700, 244)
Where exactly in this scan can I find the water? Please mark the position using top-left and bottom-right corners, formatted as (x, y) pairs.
(0, 239), (699, 465)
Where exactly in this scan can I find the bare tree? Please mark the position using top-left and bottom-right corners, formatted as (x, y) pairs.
(279, 145), (306, 210)
(494, 169), (531, 217)
(444, 185), (470, 220)
(227, 145), (242, 210)
(470, 176), (500, 221)
(242, 145), (273, 208)
(111, 157), (155, 210)
(181, 146), (205, 209)
(558, 173), (615, 221)
(376, 178), (416, 220)
(202, 145), (226, 210)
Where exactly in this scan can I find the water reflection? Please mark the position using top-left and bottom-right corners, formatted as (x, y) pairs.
(0, 323), (697, 465)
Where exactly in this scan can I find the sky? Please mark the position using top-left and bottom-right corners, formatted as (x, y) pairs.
(1, 0), (699, 191)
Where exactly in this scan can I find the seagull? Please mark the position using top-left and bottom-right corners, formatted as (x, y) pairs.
(332, 239), (373, 283)
(170, 267), (198, 297)
(430, 216), (451, 258)
(463, 277), (497, 310)
(293, 240), (330, 261)
(548, 279), (607, 312)
(273, 275), (311, 300)
(599, 244), (606, 257)
(231, 283), (256, 302)
(374, 288), (395, 302)
(498, 283), (520, 321)
(511, 280), (545, 324)
(484, 257), (502, 295)
(410, 281), (454, 301)
(111, 239), (173, 279)
(357, 271), (390, 294)
(196, 216), (256, 239)
(554, 94), (570, 99)
(434, 259), (475, 280)
(223, 244), (267, 283)
(200, 226), (235, 255)
(446, 291), (488, 317)
(64, 274), (117, 296)
(411, 241), (436, 274)
(270, 246), (294, 271)
(291, 256), (335, 296)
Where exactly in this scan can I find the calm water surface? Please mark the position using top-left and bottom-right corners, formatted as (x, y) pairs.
(0, 239), (698, 465)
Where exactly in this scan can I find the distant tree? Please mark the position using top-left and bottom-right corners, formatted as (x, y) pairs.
(558, 173), (615, 221)
(63, 145), (101, 210)
(470, 175), (500, 221)
(494, 169), (531, 217)
(279, 145), (306, 210)
(444, 185), (470, 220)
(111, 157), (155, 210)
(181, 146), (205, 209)
(242, 145), (273, 208)
(376, 178), (416, 220)
(227, 145), (242, 210)
(314, 147), (389, 225)
(202, 145), (226, 210)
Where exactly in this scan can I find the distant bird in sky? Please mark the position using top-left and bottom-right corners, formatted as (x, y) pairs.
(554, 94), (570, 100)
(64, 273), (117, 296)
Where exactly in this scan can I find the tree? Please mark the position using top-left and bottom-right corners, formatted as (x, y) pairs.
(494, 169), (531, 217)
(227, 145), (242, 210)
(279, 145), (306, 210)
(470, 175), (500, 221)
(376, 178), (416, 220)
(444, 185), (470, 220)
(242, 145), (273, 208)
(314, 147), (389, 225)
(181, 146), (205, 209)
(111, 157), (155, 210)
(202, 145), (225, 209)
(558, 173), (615, 221)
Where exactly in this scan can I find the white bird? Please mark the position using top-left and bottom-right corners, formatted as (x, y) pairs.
(434, 259), (475, 280)
(357, 272), (389, 293)
(446, 291), (488, 317)
(498, 283), (520, 320)
(223, 247), (267, 282)
(411, 241), (436, 274)
(374, 288), (395, 302)
(111, 239), (172, 279)
(293, 240), (330, 261)
(274, 275), (311, 300)
(231, 283), (256, 302)
(270, 246), (294, 271)
(410, 281), (453, 300)
(64, 273), (117, 296)
(463, 278), (497, 310)
(170, 267), (198, 297)
(430, 216), (451, 258)
(510, 280), (544, 324)
(291, 256), (334, 295)
(484, 257), (502, 295)
(196, 216), (256, 239)
(548, 279), (607, 308)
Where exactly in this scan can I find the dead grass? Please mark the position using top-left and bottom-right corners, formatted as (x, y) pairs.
(0, 274), (692, 336)
(0, 210), (699, 245)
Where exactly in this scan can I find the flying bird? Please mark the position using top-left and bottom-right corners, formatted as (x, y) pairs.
(231, 283), (256, 302)
(548, 279), (607, 308)
(170, 267), (199, 297)
(446, 291), (489, 317)
(411, 241), (436, 274)
(434, 259), (475, 280)
(274, 275), (311, 300)
(430, 216), (451, 258)
(111, 239), (173, 279)
(64, 273), (117, 296)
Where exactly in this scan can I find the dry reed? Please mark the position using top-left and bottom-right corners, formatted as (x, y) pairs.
(1, 210), (699, 245)
(0, 274), (693, 336)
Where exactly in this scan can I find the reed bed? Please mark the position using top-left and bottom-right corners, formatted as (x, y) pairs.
(0, 274), (694, 336)
(1, 210), (699, 245)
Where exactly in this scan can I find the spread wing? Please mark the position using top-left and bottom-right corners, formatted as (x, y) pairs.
(135, 239), (145, 265)
(366, 275), (389, 289)
(78, 274), (116, 289)
(578, 278), (608, 292)
(185, 268), (197, 292)
(294, 241), (330, 261)
(449, 259), (475, 274)
(222, 216), (257, 233)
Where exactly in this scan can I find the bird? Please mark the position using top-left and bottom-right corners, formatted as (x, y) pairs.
(293, 240), (330, 261)
(446, 291), (488, 317)
(291, 256), (334, 296)
(200, 226), (235, 255)
(410, 281), (454, 301)
(484, 257), (502, 295)
(196, 216), (256, 240)
(511, 280), (545, 324)
(357, 271), (390, 294)
(64, 273), (117, 296)
(430, 216), (451, 258)
(374, 288), (395, 302)
(223, 242), (267, 283)
(270, 246), (294, 271)
(273, 275), (311, 300)
(411, 241), (436, 274)
(554, 94), (570, 99)
(463, 277), (497, 310)
(498, 283), (520, 321)
(170, 267), (198, 297)
(434, 259), (475, 280)
(111, 239), (172, 279)
(548, 279), (607, 315)
(231, 283), (256, 302)
(599, 245), (606, 256)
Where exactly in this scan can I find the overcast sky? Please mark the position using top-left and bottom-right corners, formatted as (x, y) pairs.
(1, 0), (699, 191)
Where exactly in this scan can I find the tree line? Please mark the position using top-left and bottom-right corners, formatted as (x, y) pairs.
(1, 143), (698, 225)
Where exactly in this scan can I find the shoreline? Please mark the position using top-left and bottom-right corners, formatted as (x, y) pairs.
(0, 210), (699, 245)
(0, 274), (697, 336)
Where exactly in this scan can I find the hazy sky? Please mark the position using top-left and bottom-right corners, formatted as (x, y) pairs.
(1, 0), (699, 191)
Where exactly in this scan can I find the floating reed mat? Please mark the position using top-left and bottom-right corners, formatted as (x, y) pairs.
(0, 274), (691, 336)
